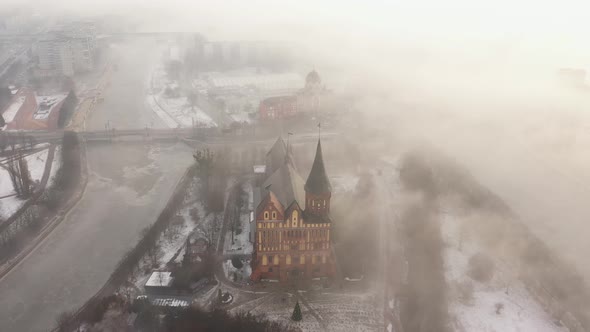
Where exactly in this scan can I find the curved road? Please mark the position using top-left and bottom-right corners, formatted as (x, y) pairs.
(0, 38), (193, 331)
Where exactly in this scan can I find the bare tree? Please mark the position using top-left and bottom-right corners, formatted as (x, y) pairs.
(147, 245), (160, 269)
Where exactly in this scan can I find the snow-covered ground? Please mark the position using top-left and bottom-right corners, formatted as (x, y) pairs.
(223, 258), (252, 284)
(441, 211), (568, 332)
(146, 95), (178, 128)
(0, 145), (52, 219)
(25, 148), (49, 183)
(147, 66), (216, 129)
(155, 94), (216, 128)
(158, 207), (198, 267)
(48, 146), (61, 186)
(2, 96), (25, 123)
(223, 182), (253, 256)
(132, 176), (223, 292)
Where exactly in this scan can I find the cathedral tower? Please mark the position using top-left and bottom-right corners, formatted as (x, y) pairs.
(304, 138), (332, 219)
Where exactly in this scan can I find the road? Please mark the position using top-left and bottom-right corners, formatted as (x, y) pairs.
(0, 38), (193, 331)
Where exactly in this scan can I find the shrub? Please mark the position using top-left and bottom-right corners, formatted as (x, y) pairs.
(231, 256), (243, 269)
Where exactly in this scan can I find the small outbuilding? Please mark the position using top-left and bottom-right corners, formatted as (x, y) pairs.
(144, 271), (174, 295)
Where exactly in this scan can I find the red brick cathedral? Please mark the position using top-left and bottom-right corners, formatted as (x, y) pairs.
(251, 136), (336, 282)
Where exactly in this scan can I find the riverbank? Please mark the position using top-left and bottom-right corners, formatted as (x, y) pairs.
(397, 147), (589, 332)
(55, 162), (199, 331)
(0, 133), (87, 281)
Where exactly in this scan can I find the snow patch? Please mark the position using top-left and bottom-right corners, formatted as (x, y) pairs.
(2, 96), (25, 123)
(441, 212), (567, 332)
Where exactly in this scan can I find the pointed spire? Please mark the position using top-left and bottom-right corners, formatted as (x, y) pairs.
(267, 136), (286, 157)
(305, 139), (332, 194)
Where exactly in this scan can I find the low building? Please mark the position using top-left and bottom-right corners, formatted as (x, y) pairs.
(0, 87), (70, 130)
(144, 271), (174, 295)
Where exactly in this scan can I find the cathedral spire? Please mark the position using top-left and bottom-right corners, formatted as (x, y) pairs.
(305, 138), (332, 194)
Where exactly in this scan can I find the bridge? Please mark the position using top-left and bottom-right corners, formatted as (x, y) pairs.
(1, 128), (340, 146)
(1, 128), (340, 176)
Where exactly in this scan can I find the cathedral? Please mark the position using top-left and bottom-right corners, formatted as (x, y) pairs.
(250, 136), (336, 282)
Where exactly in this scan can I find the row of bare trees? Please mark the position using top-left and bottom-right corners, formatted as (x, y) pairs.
(194, 148), (231, 213)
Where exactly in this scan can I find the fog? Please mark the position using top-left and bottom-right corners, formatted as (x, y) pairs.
(3, 0), (590, 330)
(20, 0), (590, 298)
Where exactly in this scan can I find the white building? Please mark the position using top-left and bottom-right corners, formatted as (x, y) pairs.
(36, 36), (75, 77)
(34, 22), (96, 77)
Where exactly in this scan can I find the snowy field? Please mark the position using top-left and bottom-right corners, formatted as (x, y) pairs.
(26, 148), (49, 182)
(233, 291), (382, 332)
(155, 94), (216, 128)
(132, 176), (224, 293)
(441, 211), (568, 332)
(2, 96), (25, 124)
(147, 66), (216, 129)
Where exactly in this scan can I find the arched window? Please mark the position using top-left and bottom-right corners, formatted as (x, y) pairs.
(292, 210), (298, 223)
(264, 211), (269, 220)
(286, 255), (292, 265)
(272, 211), (277, 219)
(273, 255), (279, 265)
(262, 255), (268, 265)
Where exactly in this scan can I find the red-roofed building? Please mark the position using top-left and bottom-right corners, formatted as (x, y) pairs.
(259, 95), (297, 120)
(1, 88), (69, 130)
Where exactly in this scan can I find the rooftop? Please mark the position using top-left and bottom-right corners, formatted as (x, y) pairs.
(305, 139), (332, 194)
(145, 271), (173, 288)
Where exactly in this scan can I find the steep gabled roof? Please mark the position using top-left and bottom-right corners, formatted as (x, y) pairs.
(266, 136), (287, 157)
(265, 136), (288, 177)
(256, 190), (284, 217)
(305, 139), (332, 194)
(263, 157), (305, 209)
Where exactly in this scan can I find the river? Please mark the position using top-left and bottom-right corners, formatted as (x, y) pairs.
(0, 37), (193, 331)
